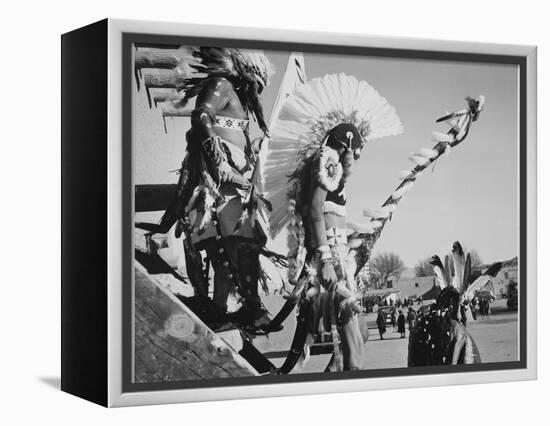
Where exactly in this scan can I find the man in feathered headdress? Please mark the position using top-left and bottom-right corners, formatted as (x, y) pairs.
(149, 47), (277, 331)
(264, 74), (403, 371)
(297, 122), (370, 370)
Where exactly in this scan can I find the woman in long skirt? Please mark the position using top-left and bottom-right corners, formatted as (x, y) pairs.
(376, 310), (386, 340)
(397, 310), (406, 338)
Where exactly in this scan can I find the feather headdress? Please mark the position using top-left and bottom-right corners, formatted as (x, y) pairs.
(430, 241), (503, 304)
(173, 47), (275, 135)
(179, 47), (275, 102)
(263, 73), (403, 238)
(194, 47), (274, 87)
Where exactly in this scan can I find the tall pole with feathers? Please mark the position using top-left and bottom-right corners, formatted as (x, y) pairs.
(349, 96), (486, 276)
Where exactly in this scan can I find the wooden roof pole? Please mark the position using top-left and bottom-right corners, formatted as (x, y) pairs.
(135, 50), (181, 70)
(150, 89), (184, 107)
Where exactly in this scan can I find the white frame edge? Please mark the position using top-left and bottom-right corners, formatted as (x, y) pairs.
(106, 18), (537, 407)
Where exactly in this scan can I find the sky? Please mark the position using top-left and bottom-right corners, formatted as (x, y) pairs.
(134, 49), (519, 267)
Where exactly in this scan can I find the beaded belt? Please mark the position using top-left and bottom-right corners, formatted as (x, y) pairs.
(214, 115), (249, 131)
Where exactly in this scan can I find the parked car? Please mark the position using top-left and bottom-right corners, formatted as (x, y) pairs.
(378, 306), (396, 325)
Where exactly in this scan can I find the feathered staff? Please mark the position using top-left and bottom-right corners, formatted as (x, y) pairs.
(349, 96), (486, 276)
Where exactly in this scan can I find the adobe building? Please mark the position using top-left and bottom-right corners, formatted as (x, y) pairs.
(391, 275), (437, 301)
(491, 257), (518, 297)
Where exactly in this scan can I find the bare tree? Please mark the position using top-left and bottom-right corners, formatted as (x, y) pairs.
(370, 252), (405, 289)
(414, 257), (434, 277)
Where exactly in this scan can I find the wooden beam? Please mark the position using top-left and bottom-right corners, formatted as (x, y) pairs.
(135, 50), (180, 70)
(135, 43), (181, 50)
(143, 69), (187, 89)
(134, 264), (258, 382)
(161, 101), (193, 118)
(150, 88), (185, 107)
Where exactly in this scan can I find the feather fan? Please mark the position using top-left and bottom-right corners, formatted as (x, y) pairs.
(263, 73), (403, 238)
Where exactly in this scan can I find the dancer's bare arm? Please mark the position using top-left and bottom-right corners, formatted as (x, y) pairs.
(310, 185), (337, 288)
(190, 77), (231, 140)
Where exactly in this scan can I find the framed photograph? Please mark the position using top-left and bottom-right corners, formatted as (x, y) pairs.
(61, 19), (537, 407)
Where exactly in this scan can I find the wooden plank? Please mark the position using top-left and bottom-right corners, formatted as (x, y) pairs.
(135, 50), (180, 69)
(143, 69), (187, 89)
(134, 264), (258, 383)
(135, 43), (181, 50)
(150, 88), (184, 106)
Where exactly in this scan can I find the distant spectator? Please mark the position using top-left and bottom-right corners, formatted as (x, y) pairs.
(470, 299), (477, 321)
(478, 298), (485, 317)
(460, 302), (467, 326)
(397, 310), (406, 338)
(482, 298), (491, 319)
(407, 307), (416, 331)
(391, 310), (397, 331)
(376, 310), (386, 340)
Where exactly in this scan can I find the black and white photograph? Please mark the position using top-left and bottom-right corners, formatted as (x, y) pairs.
(130, 41), (523, 386)
(3, 0), (548, 420)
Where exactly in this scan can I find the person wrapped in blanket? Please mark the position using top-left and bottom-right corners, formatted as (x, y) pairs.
(408, 243), (488, 366)
(144, 47), (279, 333)
(408, 281), (480, 365)
(296, 123), (367, 370)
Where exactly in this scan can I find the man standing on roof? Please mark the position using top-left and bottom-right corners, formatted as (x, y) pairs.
(150, 47), (277, 332)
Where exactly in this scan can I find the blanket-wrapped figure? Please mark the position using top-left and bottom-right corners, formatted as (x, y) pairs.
(408, 241), (502, 365)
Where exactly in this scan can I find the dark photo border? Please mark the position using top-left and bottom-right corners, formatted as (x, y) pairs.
(121, 32), (528, 393)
